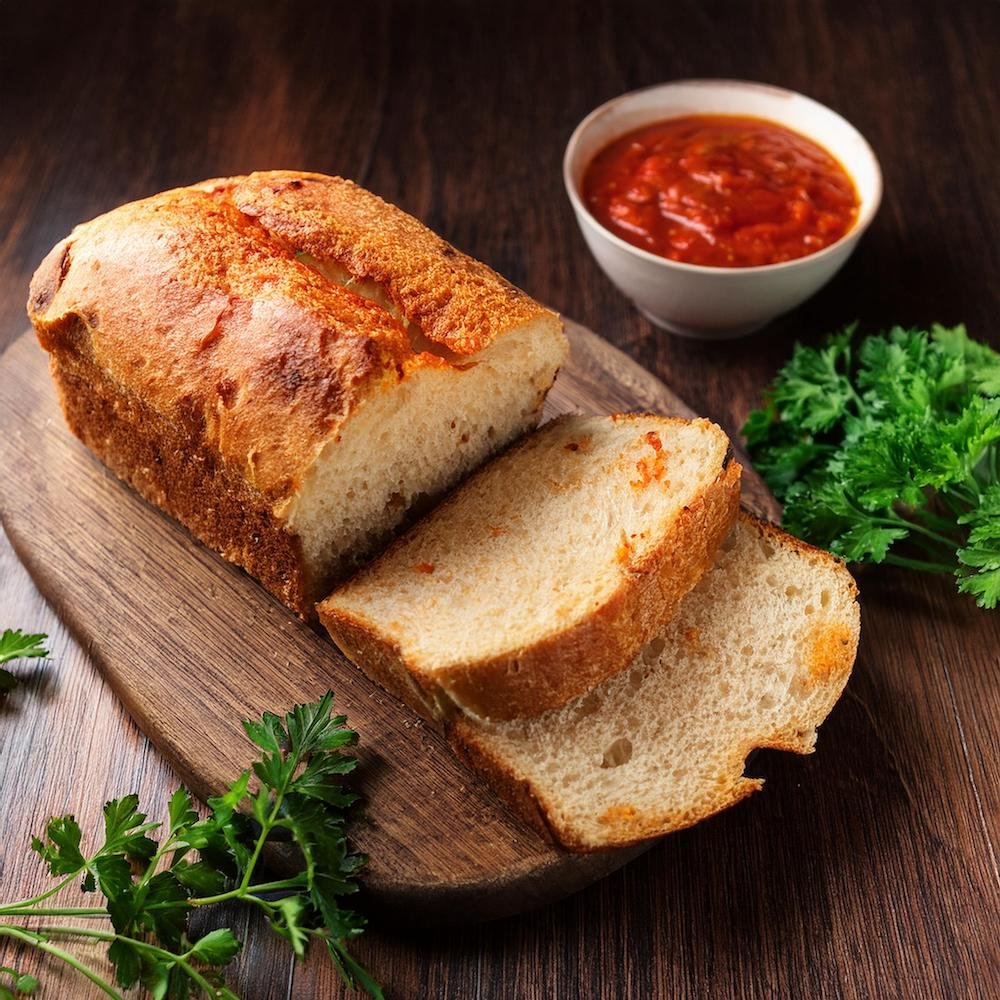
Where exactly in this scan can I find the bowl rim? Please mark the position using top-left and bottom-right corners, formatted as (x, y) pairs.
(562, 78), (884, 276)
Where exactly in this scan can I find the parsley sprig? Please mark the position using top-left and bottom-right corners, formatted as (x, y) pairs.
(744, 323), (1000, 608)
(0, 629), (49, 693)
(0, 693), (382, 999)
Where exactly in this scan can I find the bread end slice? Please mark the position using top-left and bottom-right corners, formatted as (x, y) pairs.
(449, 513), (860, 850)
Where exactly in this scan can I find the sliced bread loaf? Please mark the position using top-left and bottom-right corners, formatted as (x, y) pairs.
(450, 512), (860, 850)
(319, 414), (741, 720)
(29, 172), (566, 618)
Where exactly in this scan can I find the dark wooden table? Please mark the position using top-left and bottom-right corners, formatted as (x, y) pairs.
(1, 1), (998, 997)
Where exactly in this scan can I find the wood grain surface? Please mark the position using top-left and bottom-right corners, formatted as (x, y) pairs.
(0, 315), (776, 923)
(1, 1), (997, 998)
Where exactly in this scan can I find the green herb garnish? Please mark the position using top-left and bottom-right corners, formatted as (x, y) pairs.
(0, 692), (382, 998)
(0, 629), (48, 692)
(743, 323), (1000, 608)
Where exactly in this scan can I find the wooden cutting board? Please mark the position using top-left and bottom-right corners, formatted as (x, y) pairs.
(0, 320), (777, 924)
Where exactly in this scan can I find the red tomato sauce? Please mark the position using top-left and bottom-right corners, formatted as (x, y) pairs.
(582, 115), (860, 267)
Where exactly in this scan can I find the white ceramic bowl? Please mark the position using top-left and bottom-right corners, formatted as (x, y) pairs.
(563, 80), (882, 339)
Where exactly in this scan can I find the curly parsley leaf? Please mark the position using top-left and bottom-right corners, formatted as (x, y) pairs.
(957, 485), (1000, 609)
(771, 324), (857, 434)
(744, 323), (1000, 608)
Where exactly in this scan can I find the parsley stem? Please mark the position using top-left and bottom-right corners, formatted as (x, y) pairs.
(239, 813), (279, 893)
(0, 925), (123, 999)
(936, 490), (969, 519)
(885, 554), (956, 574)
(135, 837), (176, 891)
(0, 907), (106, 918)
(951, 481), (980, 506)
(912, 507), (964, 538)
(238, 757), (299, 893)
(906, 535), (959, 566)
(26, 926), (220, 996)
(189, 878), (303, 907)
(0, 872), (82, 914)
(884, 514), (957, 551)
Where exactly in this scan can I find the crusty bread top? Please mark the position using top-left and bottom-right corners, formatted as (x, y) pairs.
(219, 172), (542, 355)
(28, 171), (558, 504)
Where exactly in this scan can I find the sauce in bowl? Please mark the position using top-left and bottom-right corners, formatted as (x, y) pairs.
(582, 115), (860, 268)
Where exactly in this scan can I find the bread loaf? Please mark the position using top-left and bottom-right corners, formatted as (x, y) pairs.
(451, 513), (860, 849)
(28, 172), (567, 617)
(319, 414), (741, 720)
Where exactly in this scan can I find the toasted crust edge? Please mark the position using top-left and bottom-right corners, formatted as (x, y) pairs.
(47, 325), (315, 617)
(431, 457), (741, 719)
(448, 512), (861, 851)
(318, 416), (741, 720)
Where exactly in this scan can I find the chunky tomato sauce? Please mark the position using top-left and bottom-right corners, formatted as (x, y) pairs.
(582, 115), (860, 267)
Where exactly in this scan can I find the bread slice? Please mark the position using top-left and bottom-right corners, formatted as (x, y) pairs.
(28, 172), (567, 617)
(319, 414), (741, 720)
(450, 513), (860, 850)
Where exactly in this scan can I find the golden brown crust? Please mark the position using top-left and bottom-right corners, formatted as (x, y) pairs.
(27, 172), (560, 614)
(28, 172), (556, 504)
(48, 326), (314, 616)
(325, 611), (442, 723)
(28, 184), (405, 503)
(218, 172), (545, 355)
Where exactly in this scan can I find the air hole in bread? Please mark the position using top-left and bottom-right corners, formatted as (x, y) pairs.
(642, 637), (666, 663)
(741, 645), (754, 657)
(821, 589), (831, 608)
(789, 676), (810, 701)
(804, 603), (815, 615)
(758, 694), (775, 710)
(785, 585), (801, 597)
(573, 691), (602, 719)
(601, 737), (633, 768)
